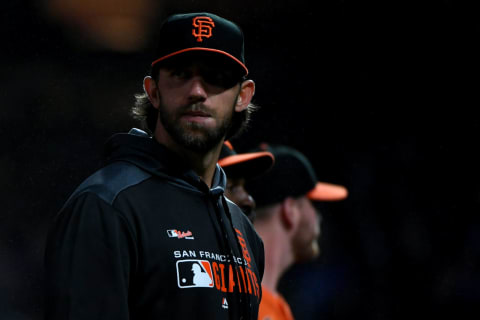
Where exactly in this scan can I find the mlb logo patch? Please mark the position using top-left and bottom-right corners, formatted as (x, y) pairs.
(176, 260), (214, 288)
(167, 229), (194, 239)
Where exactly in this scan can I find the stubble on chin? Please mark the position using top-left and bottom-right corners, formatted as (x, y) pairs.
(158, 103), (233, 153)
(293, 230), (321, 263)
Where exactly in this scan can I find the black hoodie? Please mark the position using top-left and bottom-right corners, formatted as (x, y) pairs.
(44, 129), (264, 320)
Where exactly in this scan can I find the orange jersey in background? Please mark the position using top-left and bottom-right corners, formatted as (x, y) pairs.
(258, 286), (295, 320)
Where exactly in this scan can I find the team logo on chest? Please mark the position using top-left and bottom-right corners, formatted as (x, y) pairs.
(177, 260), (214, 288)
(172, 230), (261, 301)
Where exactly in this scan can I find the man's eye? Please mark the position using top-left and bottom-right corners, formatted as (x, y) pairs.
(226, 184), (238, 193)
(204, 72), (237, 88)
(169, 69), (190, 79)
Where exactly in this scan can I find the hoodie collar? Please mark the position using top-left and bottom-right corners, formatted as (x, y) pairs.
(104, 128), (227, 194)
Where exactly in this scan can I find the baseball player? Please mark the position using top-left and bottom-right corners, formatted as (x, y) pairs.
(246, 143), (348, 320)
(45, 12), (265, 320)
(218, 140), (274, 222)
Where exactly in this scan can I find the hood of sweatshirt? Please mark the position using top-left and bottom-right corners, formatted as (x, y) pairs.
(103, 128), (227, 196)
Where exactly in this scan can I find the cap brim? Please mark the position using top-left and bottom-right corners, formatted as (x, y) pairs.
(307, 182), (348, 201)
(219, 151), (274, 179)
(151, 48), (248, 76)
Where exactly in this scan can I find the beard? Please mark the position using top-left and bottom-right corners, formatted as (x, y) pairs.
(292, 232), (320, 263)
(157, 98), (237, 153)
(292, 214), (321, 263)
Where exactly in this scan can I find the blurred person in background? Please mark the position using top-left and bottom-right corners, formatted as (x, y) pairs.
(44, 12), (265, 320)
(246, 144), (348, 320)
(218, 140), (274, 222)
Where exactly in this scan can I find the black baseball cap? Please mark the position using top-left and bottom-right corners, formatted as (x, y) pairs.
(151, 12), (248, 76)
(246, 144), (348, 207)
(218, 141), (274, 179)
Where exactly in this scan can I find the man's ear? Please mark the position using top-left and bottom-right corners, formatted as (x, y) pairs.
(235, 80), (255, 112)
(280, 197), (300, 231)
(144, 76), (160, 110)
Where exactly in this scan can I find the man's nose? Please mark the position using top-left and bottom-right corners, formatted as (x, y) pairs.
(241, 194), (256, 211)
(188, 77), (208, 103)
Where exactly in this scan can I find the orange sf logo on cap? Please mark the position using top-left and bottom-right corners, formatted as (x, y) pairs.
(192, 17), (215, 42)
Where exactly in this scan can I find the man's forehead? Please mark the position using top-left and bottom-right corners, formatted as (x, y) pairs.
(158, 51), (240, 72)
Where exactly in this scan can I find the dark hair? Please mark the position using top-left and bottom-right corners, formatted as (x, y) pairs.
(130, 70), (258, 139)
(131, 91), (158, 135)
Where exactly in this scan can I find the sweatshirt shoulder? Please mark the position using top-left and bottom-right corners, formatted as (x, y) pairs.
(63, 161), (152, 208)
(225, 198), (262, 242)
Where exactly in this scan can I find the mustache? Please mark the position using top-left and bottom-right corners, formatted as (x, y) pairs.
(179, 103), (211, 115)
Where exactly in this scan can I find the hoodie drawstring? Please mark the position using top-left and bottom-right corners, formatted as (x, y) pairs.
(208, 189), (252, 320)
(220, 196), (252, 320)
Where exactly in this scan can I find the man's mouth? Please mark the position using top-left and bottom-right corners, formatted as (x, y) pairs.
(183, 110), (209, 117)
(180, 110), (212, 124)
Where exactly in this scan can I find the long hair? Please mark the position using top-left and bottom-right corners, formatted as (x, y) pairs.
(130, 77), (258, 139)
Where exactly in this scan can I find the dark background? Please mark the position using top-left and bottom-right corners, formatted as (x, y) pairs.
(2, 1), (480, 319)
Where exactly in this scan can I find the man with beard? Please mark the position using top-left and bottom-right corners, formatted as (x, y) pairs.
(218, 141), (274, 223)
(44, 12), (265, 320)
(245, 144), (348, 320)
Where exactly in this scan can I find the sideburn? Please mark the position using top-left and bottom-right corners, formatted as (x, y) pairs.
(225, 85), (246, 140)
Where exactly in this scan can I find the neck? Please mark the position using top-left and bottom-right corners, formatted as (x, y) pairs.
(182, 147), (220, 187)
(154, 127), (223, 188)
(254, 215), (294, 293)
